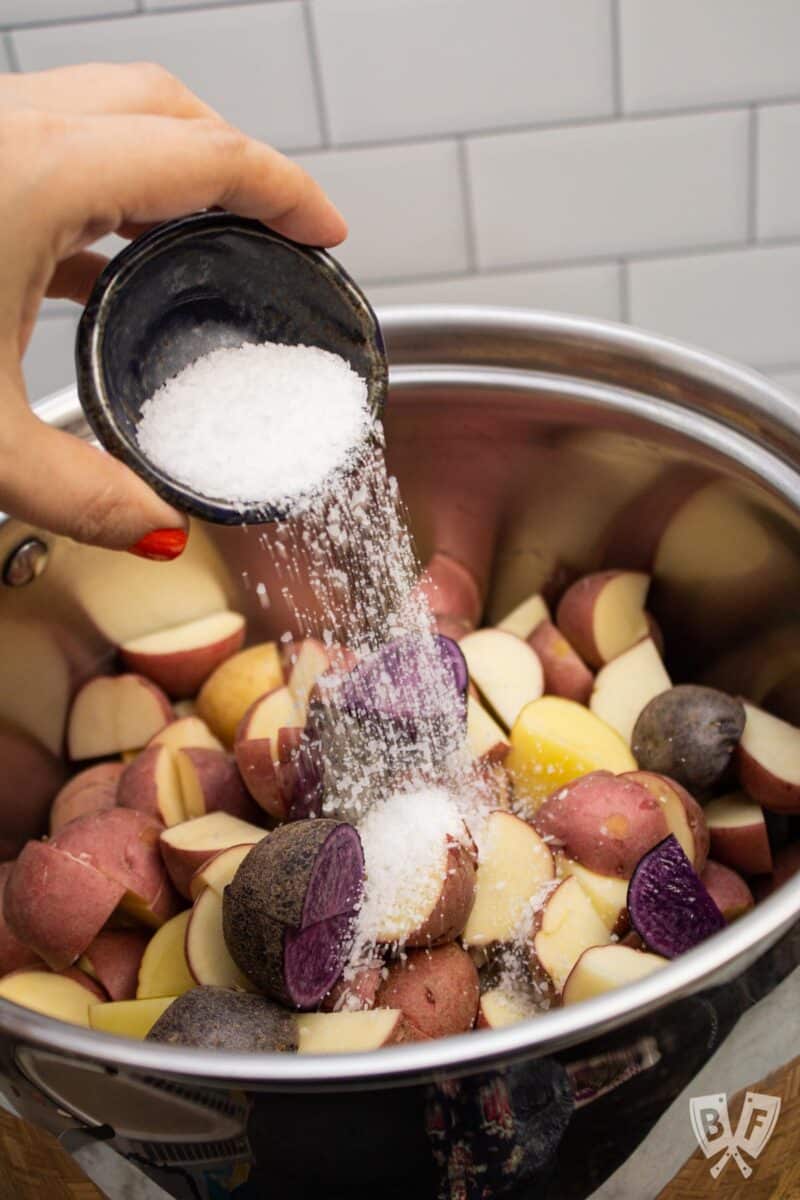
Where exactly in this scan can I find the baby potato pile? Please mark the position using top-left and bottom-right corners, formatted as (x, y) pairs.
(0, 567), (798, 1054)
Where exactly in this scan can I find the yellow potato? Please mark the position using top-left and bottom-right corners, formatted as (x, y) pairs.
(136, 910), (195, 1000)
(0, 971), (94, 1026)
(90, 996), (177, 1039)
(196, 643), (283, 745)
(506, 696), (636, 814)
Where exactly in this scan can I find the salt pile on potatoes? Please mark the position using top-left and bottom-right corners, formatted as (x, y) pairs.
(0, 563), (798, 1052)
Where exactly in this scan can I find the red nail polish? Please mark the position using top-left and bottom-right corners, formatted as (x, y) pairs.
(126, 528), (188, 562)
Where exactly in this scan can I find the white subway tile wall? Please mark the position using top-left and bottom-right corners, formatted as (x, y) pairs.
(757, 103), (800, 241)
(3, 0), (799, 402)
(309, 0), (614, 144)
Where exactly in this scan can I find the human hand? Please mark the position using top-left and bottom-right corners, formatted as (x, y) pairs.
(0, 63), (346, 558)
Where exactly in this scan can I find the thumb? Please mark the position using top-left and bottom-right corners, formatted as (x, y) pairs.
(0, 402), (188, 554)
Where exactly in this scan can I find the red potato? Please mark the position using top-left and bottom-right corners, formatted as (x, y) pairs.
(0, 862), (42, 974)
(459, 628), (544, 730)
(49, 763), (123, 835)
(78, 931), (149, 1001)
(700, 860), (754, 922)
(623, 771), (709, 873)
(185, 886), (252, 990)
(589, 637), (671, 746)
(534, 771), (669, 879)
(67, 674), (173, 760)
(120, 611), (246, 699)
(188, 842), (256, 901)
(150, 715), (224, 755)
(417, 551), (483, 641)
(754, 843), (800, 900)
(4, 841), (125, 969)
(497, 592), (550, 641)
(737, 702), (800, 813)
(529, 876), (612, 992)
(561, 944), (667, 1006)
(557, 856), (629, 934)
(321, 964), (383, 1013)
(297, 1008), (427, 1052)
(704, 793), (773, 877)
(234, 686), (304, 817)
(159, 811), (266, 899)
(357, 793), (476, 947)
(0, 722), (67, 858)
(175, 748), (259, 822)
(375, 944), (479, 1039)
(59, 966), (108, 1002)
(476, 988), (536, 1029)
(282, 639), (331, 715)
(466, 695), (510, 764)
(52, 808), (180, 929)
(555, 570), (650, 669)
(117, 745), (184, 827)
(462, 811), (554, 947)
(528, 620), (594, 705)
(601, 467), (709, 571)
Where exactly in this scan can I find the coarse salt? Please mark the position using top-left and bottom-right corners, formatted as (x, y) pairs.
(136, 341), (371, 508)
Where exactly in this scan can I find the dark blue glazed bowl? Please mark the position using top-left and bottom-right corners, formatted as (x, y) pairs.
(75, 211), (388, 524)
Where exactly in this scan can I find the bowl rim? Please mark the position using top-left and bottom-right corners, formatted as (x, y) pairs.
(7, 304), (800, 1088)
(74, 211), (388, 525)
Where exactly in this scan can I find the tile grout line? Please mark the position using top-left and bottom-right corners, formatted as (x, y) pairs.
(301, 0), (330, 149)
(456, 139), (479, 272)
(618, 260), (630, 322)
(747, 105), (759, 242)
(2, 31), (19, 71)
(609, 0), (624, 117)
(360, 231), (800, 291)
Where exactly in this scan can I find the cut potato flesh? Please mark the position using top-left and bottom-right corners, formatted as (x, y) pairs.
(466, 695), (509, 762)
(460, 629), (544, 730)
(244, 686), (303, 750)
(593, 573), (649, 663)
(90, 996), (177, 1039)
(189, 843), (255, 900)
(558, 857), (628, 931)
(463, 811), (553, 946)
(533, 877), (611, 991)
(161, 811), (267, 854)
(136, 910), (195, 999)
(507, 696), (636, 813)
(122, 612), (244, 656)
(186, 887), (253, 990)
(590, 638), (670, 745)
(151, 717), (223, 754)
(0, 971), (95, 1026)
(562, 944), (666, 1005)
(478, 988), (535, 1029)
(296, 1008), (407, 1053)
(497, 594), (550, 640)
(741, 703), (800, 785)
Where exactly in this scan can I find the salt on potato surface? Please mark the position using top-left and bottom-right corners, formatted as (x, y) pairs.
(354, 788), (469, 946)
(136, 342), (370, 508)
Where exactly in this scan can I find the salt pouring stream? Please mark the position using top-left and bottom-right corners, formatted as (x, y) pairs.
(75, 210), (389, 525)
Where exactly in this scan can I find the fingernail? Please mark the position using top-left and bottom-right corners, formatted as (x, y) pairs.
(126, 528), (188, 562)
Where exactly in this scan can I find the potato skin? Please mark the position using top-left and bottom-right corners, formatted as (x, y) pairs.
(375, 943), (479, 1039)
(534, 770), (669, 878)
(4, 841), (125, 969)
(632, 685), (745, 793)
(404, 841), (477, 948)
(0, 862), (42, 974)
(146, 986), (297, 1051)
(700, 860), (754, 922)
(527, 620), (593, 704)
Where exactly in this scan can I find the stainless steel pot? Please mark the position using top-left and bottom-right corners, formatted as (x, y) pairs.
(1, 306), (799, 1199)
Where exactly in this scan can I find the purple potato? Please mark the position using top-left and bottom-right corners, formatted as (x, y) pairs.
(627, 834), (725, 957)
(222, 819), (364, 1009)
(631, 685), (745, 794)
(147, 987), (297, 1052)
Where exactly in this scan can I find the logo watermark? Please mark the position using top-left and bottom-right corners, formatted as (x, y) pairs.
(690, 1092), (781, 1179)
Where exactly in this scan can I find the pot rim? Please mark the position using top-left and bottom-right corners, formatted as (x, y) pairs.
(6, 305), (800, 1088)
